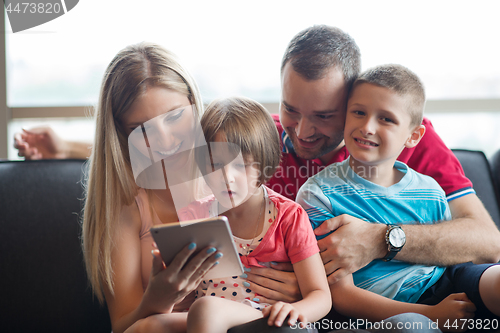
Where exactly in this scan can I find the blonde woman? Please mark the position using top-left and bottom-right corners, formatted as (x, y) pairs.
(82, 42), (220, 333)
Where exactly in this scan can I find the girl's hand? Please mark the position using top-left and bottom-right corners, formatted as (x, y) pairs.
(143, 242), (220, 314)
(426, 293), (476, 332)
(261, 301), (306, 328)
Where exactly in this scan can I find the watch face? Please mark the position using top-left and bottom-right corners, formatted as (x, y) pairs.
(389, 227), (406, 248)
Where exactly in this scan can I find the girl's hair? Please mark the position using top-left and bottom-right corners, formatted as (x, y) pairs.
(199, 96), (281, 186)
(82, 42), (203, 303)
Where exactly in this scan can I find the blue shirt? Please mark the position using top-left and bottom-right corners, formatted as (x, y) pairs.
(297, 158), (449, 303)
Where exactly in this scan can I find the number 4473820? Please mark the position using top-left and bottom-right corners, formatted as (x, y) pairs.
(5, 2), (62, 14)
(444, 318), (498, 331)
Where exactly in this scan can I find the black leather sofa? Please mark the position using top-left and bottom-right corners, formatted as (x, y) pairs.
(0, 159), (110, 333)
(1, 150), (499, 333)
(453, 149), (500, 229)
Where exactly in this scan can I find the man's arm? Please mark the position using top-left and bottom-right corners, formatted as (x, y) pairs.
(399, 194), (500, 265)
(315, 193), (500, 284)
(395, 119), (500, 263)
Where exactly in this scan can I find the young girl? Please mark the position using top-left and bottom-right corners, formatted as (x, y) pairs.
(82, 42), (221, 333)
(178, 97), (332, 332)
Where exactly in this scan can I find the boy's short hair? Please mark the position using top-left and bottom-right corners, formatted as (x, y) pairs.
(352, 64), (425, 127)
(200, 96), (281, 186)
(281, 25), (361, 89)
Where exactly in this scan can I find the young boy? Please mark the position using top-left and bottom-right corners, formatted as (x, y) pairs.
(296, 64), (500, 331)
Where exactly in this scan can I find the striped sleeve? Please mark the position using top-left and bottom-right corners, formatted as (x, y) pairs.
(446, 187), (476, 202)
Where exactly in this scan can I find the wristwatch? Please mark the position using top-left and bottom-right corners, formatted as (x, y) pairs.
(383, 225), (406, 261)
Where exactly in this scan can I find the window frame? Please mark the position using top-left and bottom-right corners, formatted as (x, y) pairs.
(1, 11), (7, 159)
(1, 6), (500, 159)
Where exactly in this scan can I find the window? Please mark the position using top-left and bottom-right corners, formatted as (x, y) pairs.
(5, 0), (500, 159)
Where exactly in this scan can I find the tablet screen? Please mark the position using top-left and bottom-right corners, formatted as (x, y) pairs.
(151, 216), (243, 279)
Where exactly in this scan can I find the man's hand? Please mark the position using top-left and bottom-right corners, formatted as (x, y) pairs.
(315, 214), (387, 284)
(244, 263), (302, 304)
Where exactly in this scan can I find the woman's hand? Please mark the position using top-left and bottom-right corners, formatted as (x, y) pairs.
(261, 301), (306, 328)
(142, 242), (220, 315)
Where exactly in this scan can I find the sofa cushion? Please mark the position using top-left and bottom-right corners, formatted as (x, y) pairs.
(452, 149), (500, 229)
(0, 159), (111, 333)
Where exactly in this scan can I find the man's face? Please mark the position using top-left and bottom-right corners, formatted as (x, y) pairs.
(279, 62), (348, 164)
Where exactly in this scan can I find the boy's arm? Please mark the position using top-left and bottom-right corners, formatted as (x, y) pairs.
(331, 274), (476, 330)
(330, 273), (424, 322)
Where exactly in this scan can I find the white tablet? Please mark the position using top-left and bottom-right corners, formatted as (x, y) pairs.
(150, 216), (244, 279)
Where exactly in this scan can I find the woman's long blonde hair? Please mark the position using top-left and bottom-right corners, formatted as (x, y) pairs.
(82, 42), (203, 303)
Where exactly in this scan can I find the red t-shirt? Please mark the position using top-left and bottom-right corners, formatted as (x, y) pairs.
(268, 114), (473, 201)
(177, 186), (319, 267)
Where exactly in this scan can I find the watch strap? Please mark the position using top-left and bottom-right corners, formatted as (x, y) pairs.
(383, 249), (398, 261)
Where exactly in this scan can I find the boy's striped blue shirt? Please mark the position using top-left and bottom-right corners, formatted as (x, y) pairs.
(297, 158), (451, 303)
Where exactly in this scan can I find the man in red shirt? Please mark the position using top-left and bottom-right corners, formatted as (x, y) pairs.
(243, 25), (500, 307)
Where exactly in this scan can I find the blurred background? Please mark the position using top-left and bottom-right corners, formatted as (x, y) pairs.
(3, 0), (500, 159)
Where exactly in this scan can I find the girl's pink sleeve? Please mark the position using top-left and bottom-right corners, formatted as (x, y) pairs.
(177, 201), (206, 221)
